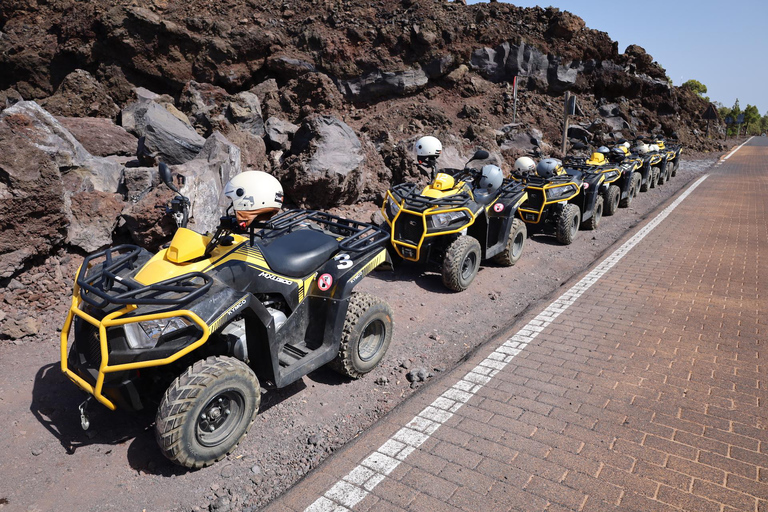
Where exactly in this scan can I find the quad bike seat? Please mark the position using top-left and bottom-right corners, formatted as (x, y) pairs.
(260, 229), (340, 277)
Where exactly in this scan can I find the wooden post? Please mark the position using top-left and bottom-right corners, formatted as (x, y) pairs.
(561, 91), (570, 155)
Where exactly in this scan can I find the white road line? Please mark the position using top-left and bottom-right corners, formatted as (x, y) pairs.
(305, 174), (713, 512)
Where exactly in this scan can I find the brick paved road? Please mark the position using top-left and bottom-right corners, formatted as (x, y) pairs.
(267, 138), (767, 512)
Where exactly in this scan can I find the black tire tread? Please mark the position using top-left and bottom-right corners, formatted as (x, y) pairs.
(603, 185), (620, 216)
(584, 195), (603, 231)
(442, 236), (482, 292)
(155, 356), (259, 469)
(330, 292), (393, 379)
(492, 218), (527, 266)
(556, 203), (580, 245)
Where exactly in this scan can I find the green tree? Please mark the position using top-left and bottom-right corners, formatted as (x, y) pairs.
(743, 104), (760, 135)
(682, 79), (708, 97)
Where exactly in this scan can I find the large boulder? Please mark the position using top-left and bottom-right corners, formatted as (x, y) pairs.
(122, 100), (206, 165)
(171, 132), (242, 234)
(39, 70), (119, 119)
(335, 67), (429, 102)
(265, 117), (299, 152)
(280, 115), (367, 208)
(0, 101), (125, 274)
(56, 117), (138, 157)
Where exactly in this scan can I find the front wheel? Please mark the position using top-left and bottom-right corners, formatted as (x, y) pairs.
(650, 167), (660, 188)
(330, 292), (394, 379)
(442, 236), (482, 292)
(671, 159), (679, 177)
(657, 165), (667, 185)
(556, 203), (580, 245)
(156, 356), (261, 469)
(620, 173), (640, 208)
(603, 185), (620, 216)
(583, 195), (603, 231)
(492, 218), (527, 267)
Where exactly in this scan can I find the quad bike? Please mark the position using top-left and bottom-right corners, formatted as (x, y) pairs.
(651, 136), (683, 180)
(563, 147), (642, 215)
(632, 140), (669, 192)
(381, 149), (528, 292)
(61, 164), (394, 468)
(514, 158), (605, 245)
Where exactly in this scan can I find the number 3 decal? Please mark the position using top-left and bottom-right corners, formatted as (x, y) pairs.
(334, 253), (353, 269)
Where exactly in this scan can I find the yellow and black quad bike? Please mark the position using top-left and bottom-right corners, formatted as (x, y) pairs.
(514, 158), (605, 245)
(651, 135), (683, 180)
(632, 140), (669, 192)
(381, 150), (529, 292)
(61, 164), (393, 468)
(564, 147), (642, 215)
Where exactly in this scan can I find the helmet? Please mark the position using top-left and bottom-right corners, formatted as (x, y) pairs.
(648, 144), (660, 152)
(621, 141), (631, 149)
(514, 156), (536, 174)
(474, 165), (504, 204)
(611, 147), (626, 160)
(536, 158), (564, 179)
(596, 146), (610, 155)
(414, 136), (442, 165)
(224, 171), (284, 227)
(635, 143), (649, 155)
(586, 152), (606, 166)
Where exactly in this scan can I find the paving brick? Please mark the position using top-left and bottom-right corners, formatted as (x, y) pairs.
(698, 450), (758, 479)
(665, 455), (725, 485)
(691, 479), (758, 512)
(655, 485), (720, 512)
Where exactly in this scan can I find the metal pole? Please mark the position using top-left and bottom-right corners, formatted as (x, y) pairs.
(561, 91), (570, 155)
(512, 75), (518, 124)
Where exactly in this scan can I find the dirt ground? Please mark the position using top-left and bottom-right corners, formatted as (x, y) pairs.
(0, 152), (723, 512)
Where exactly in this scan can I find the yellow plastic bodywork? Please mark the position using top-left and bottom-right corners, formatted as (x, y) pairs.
(60, 277), (211, 410)
(586, 152), (606, 166)
(518, 181), (581, 224)
(429, 173), (456, 191)
(166, 228), (209, 263)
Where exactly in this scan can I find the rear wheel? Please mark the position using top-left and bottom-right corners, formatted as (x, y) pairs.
(583, 195), (603, 231)
(620, 173), (640, 207)
(603, 185), (620, 216)
(556, 203), (580, 245)
(330, 292), (393, 378)
(442, 236), (482, 292)
(492, 218), (527, 266)
(156, 356), (260, 469)
(671, 158), (679, 177)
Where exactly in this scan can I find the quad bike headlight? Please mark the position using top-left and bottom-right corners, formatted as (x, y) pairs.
(124, 316), (193, 349)
(386, 197), (400, 219)
(427, 210), (469, 230)
(547, 184), (576, 200)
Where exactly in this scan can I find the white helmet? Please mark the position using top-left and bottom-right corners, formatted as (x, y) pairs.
(224, 171), (284, 227)
(514, 156), (536, 174)
(648, 144), (660, 152)
(621, 141), (631, 149)
(474, 165), (504, 204)
(635, 143), (649, 155)
(414, 136), (442, 165)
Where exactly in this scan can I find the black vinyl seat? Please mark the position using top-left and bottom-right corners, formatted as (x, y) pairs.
(260, 229), (339, 277)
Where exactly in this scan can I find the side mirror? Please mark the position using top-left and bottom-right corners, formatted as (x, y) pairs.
(159, 162), (180, 194)
(468, 149), (490, 163)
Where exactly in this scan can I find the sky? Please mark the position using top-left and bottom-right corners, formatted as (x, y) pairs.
(468, 0), (768, 116)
